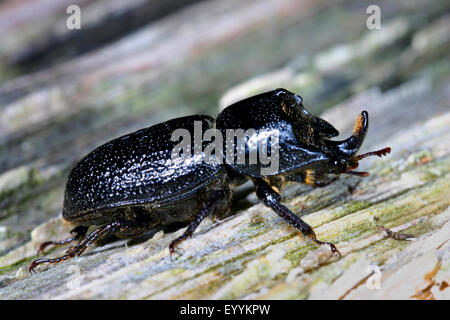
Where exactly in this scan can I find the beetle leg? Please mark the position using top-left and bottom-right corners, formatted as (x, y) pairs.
(169, 190), (228, 257)
(29, 222), (121, 273)
(312, 176), (338, 188)
(36, 226), (88, 256)
(302, 169), (339, 188)
(65, 222), (121, 256)
(114, 221), (158, 238)
(285, 171), (337, 188)
(254, 178), (341, 258)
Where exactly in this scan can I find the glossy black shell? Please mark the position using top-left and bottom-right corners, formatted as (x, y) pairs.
(63, 115), (224, 223)
(64, 88), (346, 224)
(215, 88), (340, 177)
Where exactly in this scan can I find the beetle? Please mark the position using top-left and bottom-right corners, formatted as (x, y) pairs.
(29, 88), (390, 272)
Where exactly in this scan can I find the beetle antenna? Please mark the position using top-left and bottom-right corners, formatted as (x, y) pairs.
(356, 147), (391, 160)
(346, 171), (370, 177)
(345, 147), (390, 177)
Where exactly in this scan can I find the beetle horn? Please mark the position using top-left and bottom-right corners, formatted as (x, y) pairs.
(325, 111), (369, 157)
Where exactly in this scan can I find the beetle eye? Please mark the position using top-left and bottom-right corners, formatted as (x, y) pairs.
(295, 95), (303, 105)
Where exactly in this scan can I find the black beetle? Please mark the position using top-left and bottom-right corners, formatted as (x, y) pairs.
(29, 88), (390, 272)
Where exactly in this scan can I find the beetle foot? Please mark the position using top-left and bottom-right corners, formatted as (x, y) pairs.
(36, 226), (88, 256)
(29, 259), (45, 273)
(310, 239), (341, 259)
(36, 240), (77, 256)
(30, 244), (87, 273)
(36, 239), (78, 256)
(31, 244), (84, 273)
(169, 241), (185, 262)
(29, 224), (119, 273)
(308, 231), (341, 259)
(324, 242), (341, 259)
(169, 247), (185, 262)
(29, 254), (72, 273)
(36, 241), (55, 256)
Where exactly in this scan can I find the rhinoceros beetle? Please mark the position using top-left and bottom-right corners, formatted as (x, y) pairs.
(29, 88), (390, 272)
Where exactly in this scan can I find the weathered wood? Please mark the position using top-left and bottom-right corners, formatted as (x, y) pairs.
(0, 0), (449, 299)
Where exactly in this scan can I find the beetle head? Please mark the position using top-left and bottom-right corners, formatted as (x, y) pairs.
(324, 111), (391, 176)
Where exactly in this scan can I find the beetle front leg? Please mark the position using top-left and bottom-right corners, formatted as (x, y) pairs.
(169, 190), (228, 256)
(254, 178), (341, 257)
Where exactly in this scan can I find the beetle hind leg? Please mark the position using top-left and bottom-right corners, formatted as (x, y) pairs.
(36, 226), (88, 256)
(29, 222), (121, 273)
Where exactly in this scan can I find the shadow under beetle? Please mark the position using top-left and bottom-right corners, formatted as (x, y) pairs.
(29, 88), (390, 272)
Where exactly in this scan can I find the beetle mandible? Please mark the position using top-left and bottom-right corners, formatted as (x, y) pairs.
(29, 88), (390, 272)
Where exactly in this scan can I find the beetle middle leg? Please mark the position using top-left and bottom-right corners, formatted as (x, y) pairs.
(254, 178), (341, 257)
(169, 189), (229, 257)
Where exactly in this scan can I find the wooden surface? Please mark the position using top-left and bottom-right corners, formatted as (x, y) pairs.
(0, 0), (449, 299)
